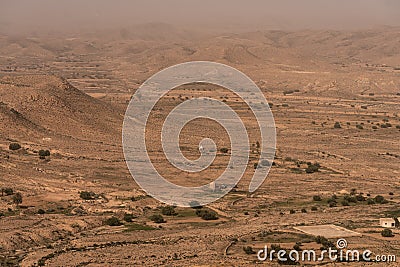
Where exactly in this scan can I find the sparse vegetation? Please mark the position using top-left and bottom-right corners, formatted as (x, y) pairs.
(123, 213), (134, 222)
(356, 194), (366, 202)
(104, 217), (123, 226)
(313, 195), (322, 201)
(328, 196), (337, 207)
(306, 163), (320, 174)
(161, 206), (177, 216)
(79, 191), (96, 200)
(243, 246), (255, 254)
(334, 122), (342, 129)
(150, 214), (166, 223)
(124, 223), (156, 232)
(9, 143), (21, 151)
(341, 200), (350, 206)
(37, 209), (46, 215)
(374, 195), (388, 204)
(38, 149), (50, 158)
(315, 236), (334, 249)
(220, 148), (229, 154)
(293, 242), (302, 251)
(12, 192), (23, 206)
(2, 188), (14, 196)
(195, 209), (218, 220)
(381, 229), (394, 237)
(1, 29), (399, 265)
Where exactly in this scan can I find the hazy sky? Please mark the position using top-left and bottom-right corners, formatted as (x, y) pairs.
(1, 0), (399, 34)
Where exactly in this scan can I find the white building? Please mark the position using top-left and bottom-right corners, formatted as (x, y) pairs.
(380, 218), (399, 228)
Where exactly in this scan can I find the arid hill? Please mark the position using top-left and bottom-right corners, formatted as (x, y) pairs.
(0, 75), (122, 145)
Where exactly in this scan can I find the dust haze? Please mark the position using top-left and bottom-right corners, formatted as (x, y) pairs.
(1, 0), (400, 34)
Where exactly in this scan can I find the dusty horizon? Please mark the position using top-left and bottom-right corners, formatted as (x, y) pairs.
(1, 0), (400, 35)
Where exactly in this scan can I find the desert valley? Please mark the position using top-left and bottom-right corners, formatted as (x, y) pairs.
(0, 24), (399, 266)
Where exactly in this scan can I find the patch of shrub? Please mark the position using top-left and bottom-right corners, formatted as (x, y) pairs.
(220, 148), (229, 154)
(9, 143), (21, 151)
(311, 206), (318, 211)
(327, 197), (337, 207)
(315, 236), (334, 248)
(150, 214), (166, 223)
(278, 254), (299, 265)
(343, 195), (357, 203)
(195, 209), (218, 220)
(243, 246), (255, 255)
(334, 122), (342, 129)
(289, 209), (296, 214)
(12, 193), (23, 205)
(367, 198), (375, 205)
(37, 209), (46, 215)
(293, 243), (302, 251)
(375, 195), (388, 204)
(313, 195), (322, 201)
(38, 150), (50, 157)
(161, 206), (177, 216)
(306, 164), (319, 174)
(341, 200), (350, 206)
(79, 191), (96, 200)
(301, 208), (307, 213)
(2, 188), (14, 196)
(356, 194), (366, 202)
(104, 216), (122, 226)
(124, 213), (134, 222)
(381, 229), (394, 237)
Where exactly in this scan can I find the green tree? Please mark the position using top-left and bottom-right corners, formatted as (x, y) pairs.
(150, 214), (166, 223)
(12, 192), (23, 206)
(161, 206), (177, 216)
(104, 216), (122, 226)
(9, 143), (21, 151)
(381, 229), (394, 237)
